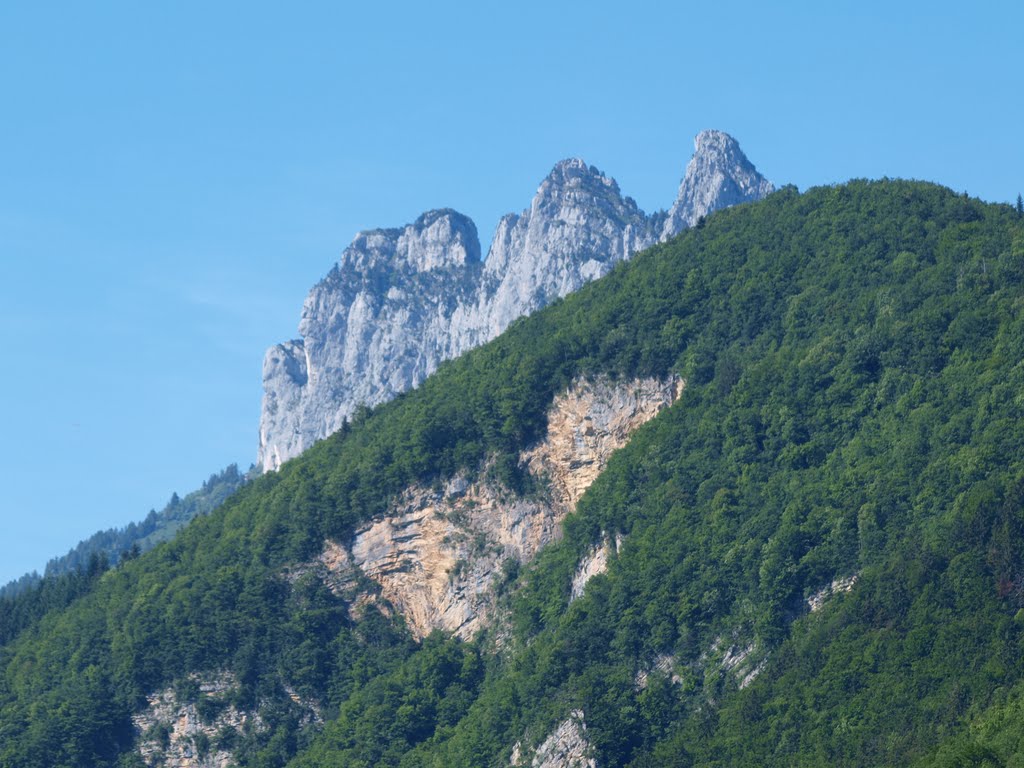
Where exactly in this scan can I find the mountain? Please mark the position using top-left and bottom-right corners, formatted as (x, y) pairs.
(3, 179), (1024, 768)
(258, 130), (772, 471)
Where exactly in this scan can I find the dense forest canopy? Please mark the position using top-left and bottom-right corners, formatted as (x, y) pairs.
(3, 180), (1024, 767)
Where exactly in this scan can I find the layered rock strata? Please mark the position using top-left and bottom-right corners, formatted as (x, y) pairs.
(303, 375), (681, 640)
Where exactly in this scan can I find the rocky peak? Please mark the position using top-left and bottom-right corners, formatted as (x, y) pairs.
(537, 157), (623, 199)
(483, 158), (645, 275)
(477, 157), (654, 340)
(340, 208), (480, 274)
(258, 207), (484, 473)
(544, 156), (600, 182)
(661, 129), (774, 238)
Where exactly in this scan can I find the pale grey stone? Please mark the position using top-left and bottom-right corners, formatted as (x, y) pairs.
(661, 129), (774, 238)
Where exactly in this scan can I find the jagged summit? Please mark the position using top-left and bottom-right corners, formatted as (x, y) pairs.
(340, 208), (480, 273)
(258, 131), (774, 471)
(545, 157), (635, 202)
(526, 158), (634, 225)
(546, 156), (596, 175)
(696, 127), (743, 152)
(477, 157), (653, 340)
(542, 157), (619, 189)
(661, 129), (774, 238)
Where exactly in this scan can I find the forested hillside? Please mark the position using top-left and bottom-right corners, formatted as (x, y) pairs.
(2, 180), (1024, 767)
(0, 464), (246, 602)
(0, 465), (247, 653)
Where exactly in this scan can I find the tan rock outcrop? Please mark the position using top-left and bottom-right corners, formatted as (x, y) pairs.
(524, 377), (685, 511)
(311, 375), (682, 640)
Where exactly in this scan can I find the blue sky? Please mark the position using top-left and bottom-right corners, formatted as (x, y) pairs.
(1, 1), (1022, 585)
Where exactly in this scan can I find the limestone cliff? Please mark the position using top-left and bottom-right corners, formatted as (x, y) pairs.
(303, 375), (681, 640)
(260, 210), (481, 470)
(660, 129), (775, 237)
(510, 711), (595, 768)
(570, 533), (624, 602)
(259, 132), (771, 471)
(468, 158), (658, 343)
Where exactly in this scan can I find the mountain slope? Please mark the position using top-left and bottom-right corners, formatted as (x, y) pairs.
(289, 183), (1024, 767)
(0, 464), (247, 601)
(2, 180), (1023, 768)
(0, 465), (247, 656)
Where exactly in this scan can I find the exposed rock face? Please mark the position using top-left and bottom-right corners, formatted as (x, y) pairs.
(530, 376), (685, 507)
(132, 673), (258, 768)
(349, 480), (551, 639)
(807, 573), (859, 612)
(570, 533), (624, 602)
(133, 672), (321, 768)
(471, 159), (658, 342)
(511, 711), (595, 768)
(660, 129), (775, 237)
(259, 132), (771, 472)
(260, 210), (482, 470)
(305, 375), (681, 639)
